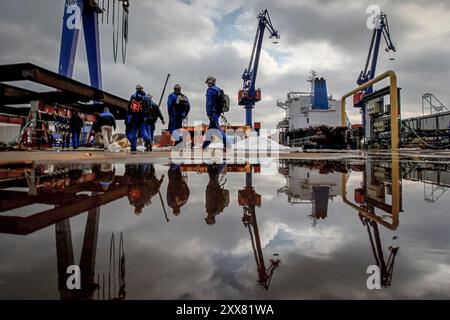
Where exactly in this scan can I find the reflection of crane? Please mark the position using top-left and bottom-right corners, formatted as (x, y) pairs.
(95, 232), (126, 300)
(238, 167), (280, 290)
(360, 214), (399, 287)
(342, 157), (401, 287)
(238, 9), (279, 127)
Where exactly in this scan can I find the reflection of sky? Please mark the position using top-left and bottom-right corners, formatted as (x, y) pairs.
(0, 161), (450, 299)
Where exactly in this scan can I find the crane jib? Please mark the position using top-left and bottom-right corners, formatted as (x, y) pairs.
(239, 9), (280, 126)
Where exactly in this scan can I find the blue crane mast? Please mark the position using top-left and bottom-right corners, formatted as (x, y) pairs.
(238, 9), (279, 127)
(356, 12), (396, 98)
(59, 0), (130, 90)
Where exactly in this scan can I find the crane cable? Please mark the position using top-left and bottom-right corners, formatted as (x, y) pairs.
(104, 0), (128, 63)
(118, 232), (126, 299)
(121, 1), (129, 64)
(112, 0), (119, 62)
(108, 232), (116, 300)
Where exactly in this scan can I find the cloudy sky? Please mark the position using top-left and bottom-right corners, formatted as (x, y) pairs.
(1, 0), (450, 130)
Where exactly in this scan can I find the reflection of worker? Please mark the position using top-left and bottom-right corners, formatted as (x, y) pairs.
(166, 163), (190, 216)
(205, 164), (229, 225)
(125, 164), (164, 215)
(93, 163), (116, 191)
(68, 168), (83, 183)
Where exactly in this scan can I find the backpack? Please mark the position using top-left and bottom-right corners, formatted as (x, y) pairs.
(220, 189), (230, 212)
(147, 101), (159, 122)
(174, 94), (189, 114)
(215, 88), (230, 114)
(129, 95), (144, 114)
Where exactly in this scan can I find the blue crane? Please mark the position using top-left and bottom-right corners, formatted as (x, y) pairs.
(238, 9), (279, 127)
(356, 12), (396, 96)
(59, 0), (130, 90)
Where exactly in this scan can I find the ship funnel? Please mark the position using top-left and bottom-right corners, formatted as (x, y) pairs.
(313, 77), (329, 110)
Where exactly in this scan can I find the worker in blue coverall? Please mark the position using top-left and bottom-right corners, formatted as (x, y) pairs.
(69, 111), (83, 149)
(167, 84), (190, 146)
(145, 93), (165, 143)
(202, 76), (228, 150)
(127, 84), (152, 152)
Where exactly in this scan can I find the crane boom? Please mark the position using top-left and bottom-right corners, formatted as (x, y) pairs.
(239, 9), (279, 127)
(357, 12), (396, 94)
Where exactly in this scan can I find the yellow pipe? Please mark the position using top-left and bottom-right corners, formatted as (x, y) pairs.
(340, 70), (399, 150)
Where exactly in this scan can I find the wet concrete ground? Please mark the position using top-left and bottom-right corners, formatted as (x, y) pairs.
(0, 148), (449, 164)
(0, 153), (449, 299)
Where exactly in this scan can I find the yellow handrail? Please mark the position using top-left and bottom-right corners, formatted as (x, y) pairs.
(340, 70), (399, 150)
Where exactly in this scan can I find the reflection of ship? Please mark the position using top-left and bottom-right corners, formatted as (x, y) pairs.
(278, 158), (402, 287)
(278, 160), (347, 225)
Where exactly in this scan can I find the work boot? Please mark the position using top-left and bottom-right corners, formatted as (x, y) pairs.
(146, 141), (152, 152)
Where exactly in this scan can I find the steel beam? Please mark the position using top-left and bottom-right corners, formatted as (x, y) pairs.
(0, 63), (128, 109)
(0, 83), (87, 105)
(0, 190), (91, 212)
(0, 185), (127, 235)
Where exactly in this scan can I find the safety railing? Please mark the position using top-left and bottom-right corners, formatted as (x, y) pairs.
(340, 70), (399, 150)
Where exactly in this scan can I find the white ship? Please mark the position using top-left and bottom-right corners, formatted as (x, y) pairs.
(276, 72), (344, 148)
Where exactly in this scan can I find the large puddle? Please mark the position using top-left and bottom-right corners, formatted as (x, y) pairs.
(0, 157), (449, 299)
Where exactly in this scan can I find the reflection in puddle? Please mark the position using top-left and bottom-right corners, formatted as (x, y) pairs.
(0, 158), (449, 299)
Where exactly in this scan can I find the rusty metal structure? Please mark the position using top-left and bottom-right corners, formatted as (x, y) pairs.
(0, 63), (129, 148)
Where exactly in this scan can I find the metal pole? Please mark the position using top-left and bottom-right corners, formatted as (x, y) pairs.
(157, 73), (171, 107)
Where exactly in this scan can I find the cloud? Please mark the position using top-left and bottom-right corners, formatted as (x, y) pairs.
(1, 0), (450, 130)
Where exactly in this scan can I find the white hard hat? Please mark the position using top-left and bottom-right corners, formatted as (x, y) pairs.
(205, 76), (216, 84)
